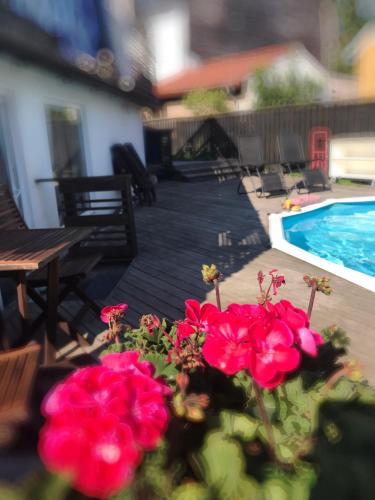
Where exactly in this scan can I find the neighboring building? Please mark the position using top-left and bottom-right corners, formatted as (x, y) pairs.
(139, 0), (341, 84)
(188, 0), (338, 64)
(0, 0), (157, 229)
(154, 43), (357, 118)
(344, 22), (375, 101)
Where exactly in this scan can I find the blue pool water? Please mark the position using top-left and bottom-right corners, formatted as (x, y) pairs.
(283, 201), (375, 277)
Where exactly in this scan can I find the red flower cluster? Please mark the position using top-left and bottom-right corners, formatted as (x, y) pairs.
(39, 352), (171, 499)
(177, 300), (323, 389)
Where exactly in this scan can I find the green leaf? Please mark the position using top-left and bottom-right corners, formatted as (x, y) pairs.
(0, 484), (21, 500)
(172, 483), (210, 500)
(141, 352), (177, 379)
(199, 431), (260, 499)
(220, 410), (258, 441)
(283, 415), (311, 436)
(278, 400), (289, 420)
(262, 479), (289, 500)
(277, 444), (295, 462)
(22, 472), (71, 500)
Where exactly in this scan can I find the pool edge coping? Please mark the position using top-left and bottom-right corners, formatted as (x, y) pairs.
(269, 196), (375, 293)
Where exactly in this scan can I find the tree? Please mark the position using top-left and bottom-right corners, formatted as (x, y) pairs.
(253, 70), (322, 109)
(182, 89), (229, 116)
(333, 0), (367, 73)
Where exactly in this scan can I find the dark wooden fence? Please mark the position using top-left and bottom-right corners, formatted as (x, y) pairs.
(144, 102), (375, 162)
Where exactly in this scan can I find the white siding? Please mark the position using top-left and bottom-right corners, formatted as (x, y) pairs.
(0, 55), (144, 228)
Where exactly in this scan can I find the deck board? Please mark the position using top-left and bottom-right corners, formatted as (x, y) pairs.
(106, 179), (375, 383)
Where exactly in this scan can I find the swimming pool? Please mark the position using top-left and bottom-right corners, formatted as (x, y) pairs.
(269, 197), (375, 292)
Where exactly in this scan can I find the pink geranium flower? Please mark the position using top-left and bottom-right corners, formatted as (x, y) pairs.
(100, 304), (128, 324)
(184, 299), (219, 330)
(202, 312), (252, 375)
(176, 299), (219, 347)
(101, 351), (155, 377)
(176, 320), (196, 346)
(39, 352), (170, 499)
(248, 318), (301, 389)
(272, 300), (323, 357)
(39, 414), (141, 499)
(226, 303), (267, 322)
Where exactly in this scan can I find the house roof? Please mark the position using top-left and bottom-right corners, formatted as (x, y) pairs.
(0, 7), (159, 108)
(154, 43), (292, 100)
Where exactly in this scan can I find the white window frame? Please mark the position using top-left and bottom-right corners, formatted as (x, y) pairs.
(44, 101), (90, 179)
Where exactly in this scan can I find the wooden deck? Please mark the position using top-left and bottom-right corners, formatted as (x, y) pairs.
(2, 178), (374, 382)
(108, 178), (375, 383)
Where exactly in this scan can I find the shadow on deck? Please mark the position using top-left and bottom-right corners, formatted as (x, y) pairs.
(108, 178), (375, 384)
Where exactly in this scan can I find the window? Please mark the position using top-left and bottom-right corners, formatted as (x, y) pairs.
(46, 105), (87, 221)
(0, 98), (22, 212)
(46, 105), (87, 179)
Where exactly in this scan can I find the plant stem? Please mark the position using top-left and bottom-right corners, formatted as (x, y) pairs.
(307, 282), (317, 318)
(254, 383), (277, 463)
(162, 328), (176, 347)
(214, 279), (222, 311)
(322, 366), (347, 395)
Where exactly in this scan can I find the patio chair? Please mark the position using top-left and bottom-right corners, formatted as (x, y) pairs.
(277, 132), (331, 193)
(0, 185), (101, 344)
(0, 342), (40, 438)
(111, 143), (156, 206)
(236, 136), (265, 195)
(277, 132), (308, 173)
(297, 168), (331, 193)
(255, 164), (289, 198)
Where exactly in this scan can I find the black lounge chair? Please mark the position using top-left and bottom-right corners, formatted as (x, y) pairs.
(297, 168), (331, 193)
(278, 132), (331, 193)
(255, 164), (289, 198)
(111, 144), (156, 206)
(278, 132), (308, 173)
(236, 136), (265, 195)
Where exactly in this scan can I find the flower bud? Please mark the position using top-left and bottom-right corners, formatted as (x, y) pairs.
(201, 264), (221, 283)
(176, 372), (190, 392)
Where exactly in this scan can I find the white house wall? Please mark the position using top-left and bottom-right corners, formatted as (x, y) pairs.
(0, 55), (144, 228)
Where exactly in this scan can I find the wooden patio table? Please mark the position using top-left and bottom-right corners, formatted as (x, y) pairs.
(0, 228), (92, 364)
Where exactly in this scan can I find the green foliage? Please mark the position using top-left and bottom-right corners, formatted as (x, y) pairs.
(332, 0), (367, 73)
(182, 89), (229, 116)
(197, 430), (260, 499)
(321, 325), (350, 349)
(0, 472), (72, 500)
(336, 0), (366, 47)
(103, 318), (174, 355)
(102, 320), (178, 382)
(253, 70), (322, 109)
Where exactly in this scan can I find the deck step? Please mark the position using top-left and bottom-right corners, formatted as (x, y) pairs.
(172, 159), (240, 182)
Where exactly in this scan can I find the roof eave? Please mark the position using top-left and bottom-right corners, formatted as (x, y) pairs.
(0, 38), (160, 109)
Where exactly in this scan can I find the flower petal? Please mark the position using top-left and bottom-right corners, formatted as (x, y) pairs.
(272, 346), (301, 372)
(267, 320), (294, 348)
